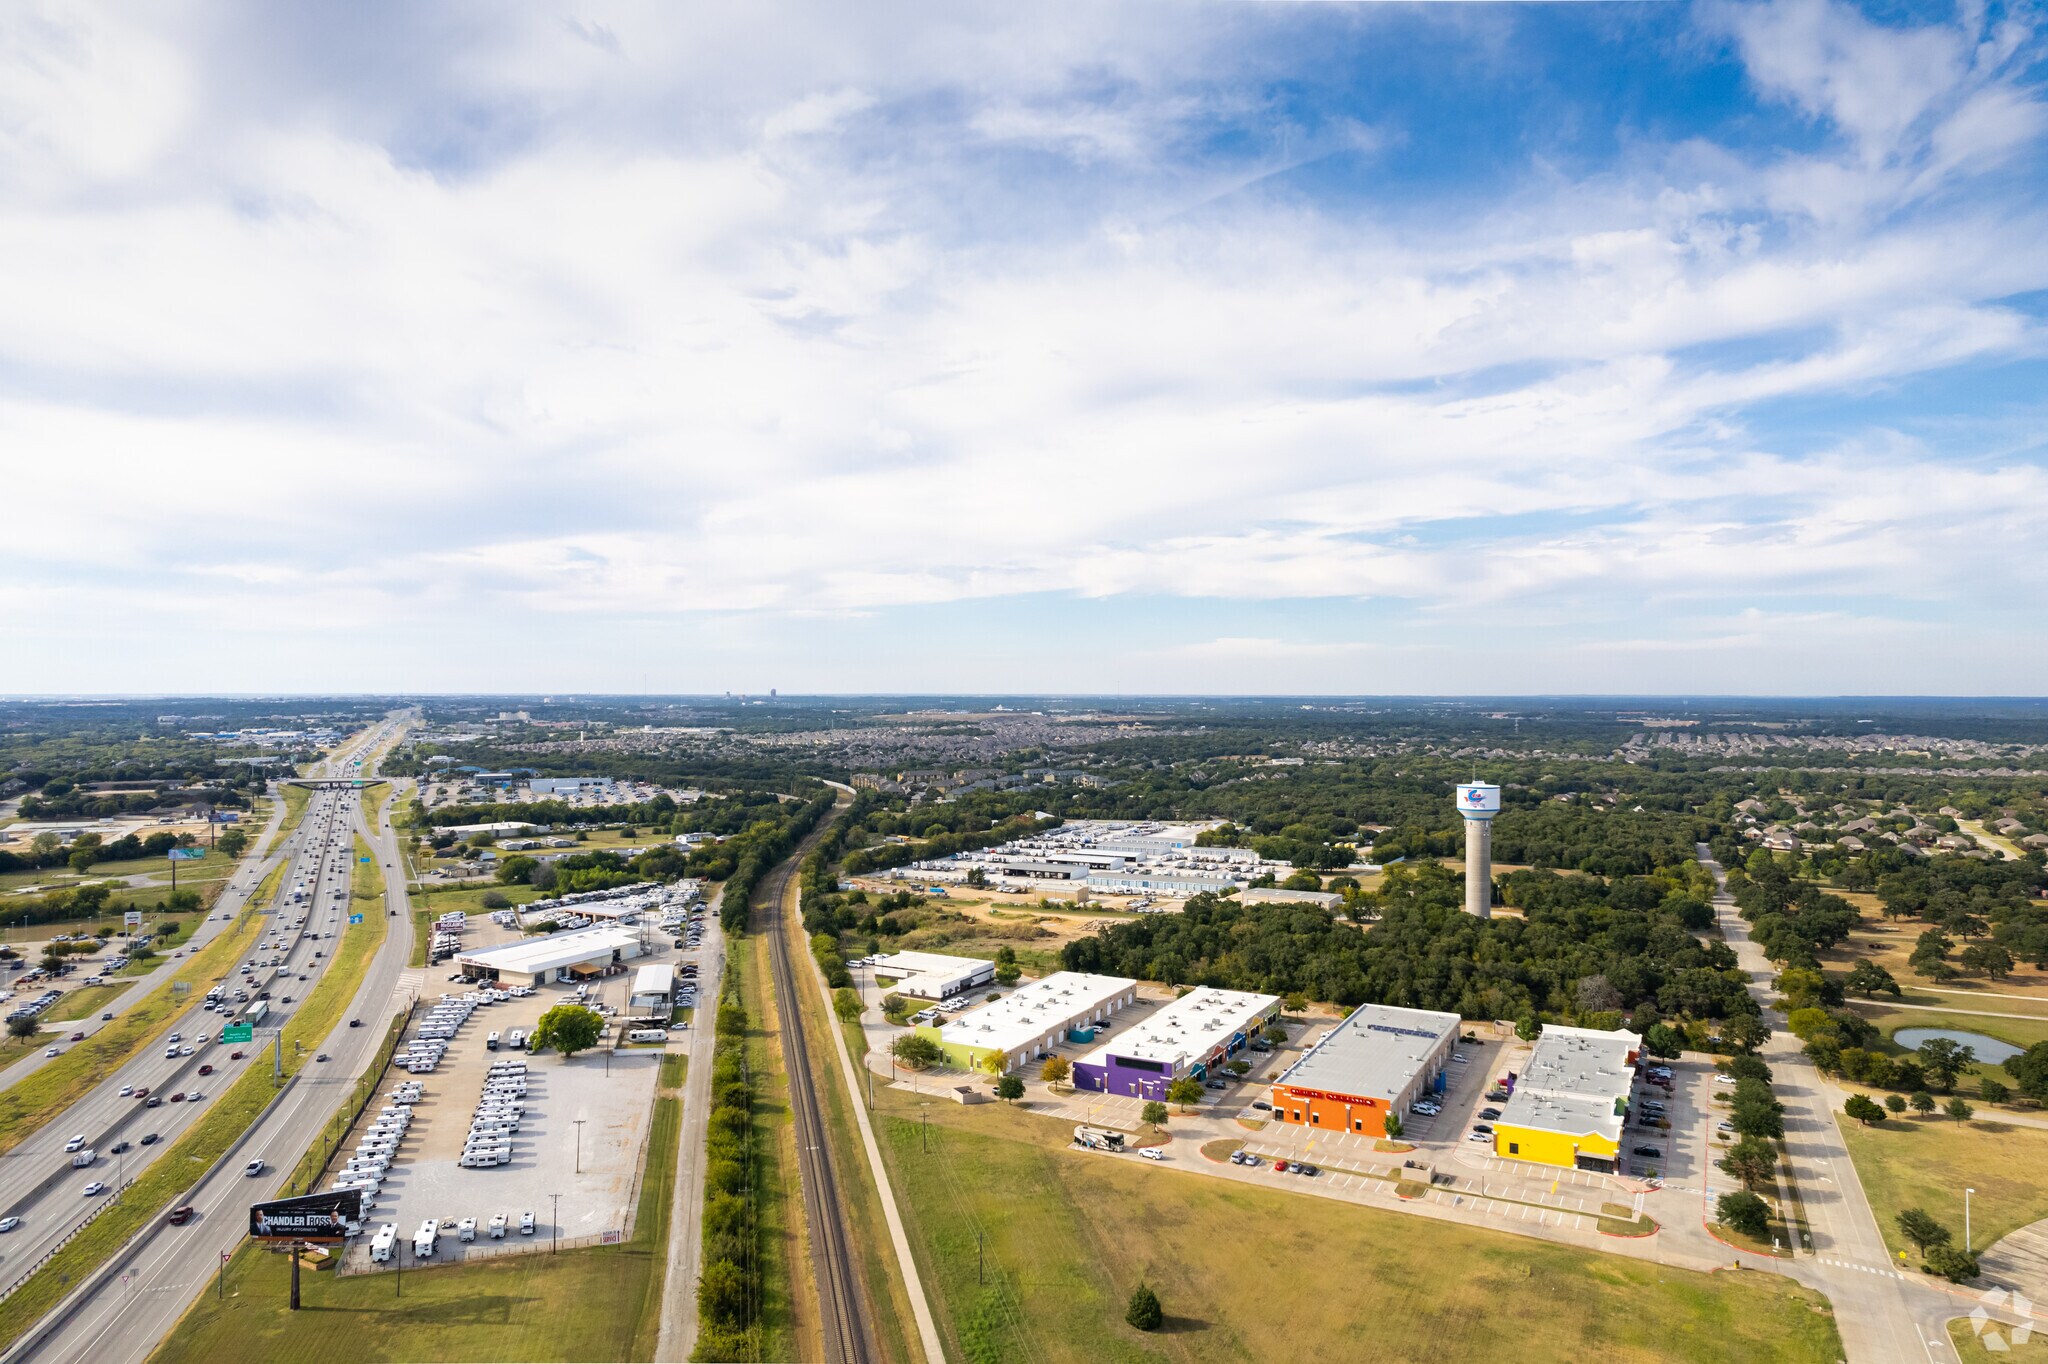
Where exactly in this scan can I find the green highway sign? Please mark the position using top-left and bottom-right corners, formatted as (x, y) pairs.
(223, 1023), (253, 1043)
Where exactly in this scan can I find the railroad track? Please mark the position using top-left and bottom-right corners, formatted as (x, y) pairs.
(757, 799), (872, 1364)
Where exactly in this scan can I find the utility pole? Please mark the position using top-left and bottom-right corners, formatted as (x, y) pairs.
(396, 1244), (403, 1297)
(574, 1119), (586, 1174)
(551, 1193), (561, 1253)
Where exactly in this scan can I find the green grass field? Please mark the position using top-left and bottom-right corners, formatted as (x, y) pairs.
(42, 980), (134, 1022)
(1836, 1113), (2048, 1261)
(406, 882), (547, 917)
(151, 1093), (681, 1364)
(1849, 1004), (2048, 1092)
(874, 1094), (1842, 1364)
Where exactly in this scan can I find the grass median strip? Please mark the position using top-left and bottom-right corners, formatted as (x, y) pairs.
(0, 885), (389, 1347)
(149, 1092), (683, 1364)
(0, 908), (265, 1156)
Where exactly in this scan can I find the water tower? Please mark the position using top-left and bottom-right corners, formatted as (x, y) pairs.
(1456, 782), (1500, 919)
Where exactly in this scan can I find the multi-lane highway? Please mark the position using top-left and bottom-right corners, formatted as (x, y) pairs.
(0, 715), (419, 1363)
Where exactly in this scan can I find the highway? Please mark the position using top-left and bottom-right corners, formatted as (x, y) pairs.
(0, 715), (420, 1364)
(758, 792), (874, 1364)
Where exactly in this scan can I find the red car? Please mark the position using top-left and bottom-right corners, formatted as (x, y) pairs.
(133, 1087), (150, 1099)
(230, 1051), (244, 1061)
(169, 1092), (185, 1103)
(198, 1064), (214, 1076)
(167, 1205), (195, 1226)
(68, 1032), (85, 1042)
(1272, 1159), (1289, 1173)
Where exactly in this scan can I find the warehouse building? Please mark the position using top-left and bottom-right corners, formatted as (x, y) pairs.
(916, 972), (1136, 1074)
(1492, 1024), (1642, 1172)
(455, 925), (648, 987)
(1083, 870), (1243, 896)
(868, 951), (995, 1000)
(1237, 886), (1342, 909)
(1269, 1002), (1462, 1137)
(1072, 986), (1281, 1098)
(630, 963), (676, 1015)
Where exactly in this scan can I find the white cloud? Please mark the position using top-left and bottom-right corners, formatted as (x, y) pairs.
(0, 0), (2044, 692)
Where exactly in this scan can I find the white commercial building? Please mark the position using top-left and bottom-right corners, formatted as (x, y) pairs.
(631, 963), (676, 1013)
(917, 971), (1137, 1074)
(455, 925), (647, 987)
(1071, 986), (1282, 1098)
(867, 951), (995, 1000)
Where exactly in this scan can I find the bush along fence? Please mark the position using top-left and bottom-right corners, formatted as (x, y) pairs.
(692, 957), (760, 1362)
(717, 792), (836, 935)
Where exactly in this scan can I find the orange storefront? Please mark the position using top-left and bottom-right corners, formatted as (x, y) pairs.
(1270, 1084), (1394, 1136)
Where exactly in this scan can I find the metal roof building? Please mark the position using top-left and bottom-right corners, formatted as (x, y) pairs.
(455, 925), (647, 987)
(867, 951), (994, 1000)
(1072, 986), (1281, 1098)
(916, 972), (1136, 1075)
(1269, 1002), (1463, 1138)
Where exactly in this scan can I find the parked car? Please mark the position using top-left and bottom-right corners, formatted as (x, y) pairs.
(1632, 1145), (1663, 1158)
(1140, 1147), (1166, 1162)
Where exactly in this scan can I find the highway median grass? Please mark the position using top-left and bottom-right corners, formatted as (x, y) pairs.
(0, 882), (391, 1348)
(149, 1091), (683, 1364)
(0, 907), (265, 1156)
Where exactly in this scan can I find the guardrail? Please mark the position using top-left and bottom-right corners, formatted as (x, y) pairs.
(0, 1179), (136, 1301)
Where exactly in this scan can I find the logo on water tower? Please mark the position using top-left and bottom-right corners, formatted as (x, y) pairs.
(1456, 783), (1501, 817)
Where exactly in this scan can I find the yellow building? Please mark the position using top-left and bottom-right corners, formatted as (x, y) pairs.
(1492, 1024), (1640, 1173)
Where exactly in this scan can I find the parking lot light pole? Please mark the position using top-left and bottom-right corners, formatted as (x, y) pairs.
(551, 1193), (561, 1254)
(574, 1119), (585, 1174)
(1967, 1187), (1975, 1252)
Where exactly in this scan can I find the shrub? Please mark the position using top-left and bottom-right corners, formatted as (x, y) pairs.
(1717, 1190), (1770, 1238)
(1126, 1283), (1163, 1332)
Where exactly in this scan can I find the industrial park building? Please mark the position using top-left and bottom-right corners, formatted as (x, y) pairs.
(455, 925), (648, 988)
(868, 951), (995, 1000)
(1492, 1024), (1642, 1172)
(916, 972), (1136, 1074)
(630, 963), (676, 1015)
(1072, 986), (1281, 1098)
(1268, 1003), (1462, 1137)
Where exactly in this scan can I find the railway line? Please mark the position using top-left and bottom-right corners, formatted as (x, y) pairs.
(757, 795), (873, 1364)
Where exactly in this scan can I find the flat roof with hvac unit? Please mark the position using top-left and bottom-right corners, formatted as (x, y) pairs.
(1072, 986), (1281, 1097)
(1492, 1024), (1641, 1171)
(868, 951), (994, 999)
(916, 971), (1136, 1075)
(455, 925), (646, 985)
(1269, 1002), (1462, 1138)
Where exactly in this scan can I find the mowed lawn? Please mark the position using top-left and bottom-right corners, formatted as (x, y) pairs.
(878, 1100), (1842, 1364)
(1837, 1114), (2048, 1260)
(1846, 1004), (2048, 1092)
(1948, 1317), (2048, 1359)
(151, 1094), (679, 1364)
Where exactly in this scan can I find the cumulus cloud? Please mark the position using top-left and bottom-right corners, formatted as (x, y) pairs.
(0, 0), (2044, 692)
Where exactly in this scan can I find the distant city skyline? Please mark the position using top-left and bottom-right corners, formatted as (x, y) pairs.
(2, 1), (2044, 694)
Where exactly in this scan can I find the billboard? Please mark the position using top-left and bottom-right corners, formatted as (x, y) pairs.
(249, 1189), (363, 1242)
(167, 848), (206, 861)
(124, 911), (143, 930)
(1455, 783), (1502, 817)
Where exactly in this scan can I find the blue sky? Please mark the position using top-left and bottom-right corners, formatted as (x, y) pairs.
(1, 0), (2045, 695)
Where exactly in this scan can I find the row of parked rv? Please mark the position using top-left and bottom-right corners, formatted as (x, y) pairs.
(398, 997), (482, 1074)
(329, 1079), (427, 1222)
(373, 1206), (540, 1263)
(459, 1060), (529, 1168)
(427, 909), (467, 965)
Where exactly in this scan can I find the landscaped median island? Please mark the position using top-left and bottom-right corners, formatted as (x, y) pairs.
(0, 891), (389, 1348)
(150, 1092), (682, 1364)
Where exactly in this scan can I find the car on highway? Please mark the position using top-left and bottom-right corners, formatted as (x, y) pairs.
(0, 1217), (19, 1233)
(230, 1051), (244, 1060)
(110, 1141), (131, 1154)
(43, 1048), (59, 1058)
(68, 1031), (84, 1041)
(119, 1085), (135, 1097)
(101, 1012), (114, 1021)
(315, 1053), (329, 1062)
(140, 1132), (159, 1145)
(244, 1159), (264, 1177)
(169, 1092), (185, 1103)
(168, 1205), (195, 1225)
(349, 1019), (362, 1028)
(82, 1182), (107, 1196)
(199, 1064), (214, 1075)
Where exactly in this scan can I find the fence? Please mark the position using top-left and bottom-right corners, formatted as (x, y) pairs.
(0, 1180), (136, 1302)
(284, 1002), (416, 1197)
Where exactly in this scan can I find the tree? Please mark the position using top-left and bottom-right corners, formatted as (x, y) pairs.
(495, 855), (538, 886)
(1959, 942), (2015, 979)
(1040, 1056), (1071, 1084)
(1944, 1096), (1974, 1122)
(529, 1004), (605, 1060)
(965, 866), (987, 888)
(1642, 1022), (1685, 1059)
(480, 890), (511, 910)
(1845, 959), (1902, 998)
(995, 1073), (1024, 1103)
(1722, 1014), (1770, 1054)
(1895, 1208), (1952, 1254)
(1383, 1111), (1403, 1140)
(1141, 1100), (1167, 1131)
(5, 1016), (35, 1041)
(1844, 1094), (1886, 1125)
(1979, 1078), (2010, 1105)
(1126, 1283), (1163, 1332)
(1924, 1246), (1981, 1283)
(1282, 992), (1308, 1014)
(1884, 1094), (1908, 1115)
(1909, 1091), (1936, 1116)
(1719, 1137), (1778, 1192)
(891, 1034), (943, 1069)
(833, 988), (863, 1024)
(1165, 1076), (1205, 1110)
(2008, 1042), (2048, 1101)
(1515, 1013), (1540, 1042)
(994, 962), (1022, 986)
(1262, 1024), (1288, 1047)
(1917, 1037), (1975, 1092)
(1717, 1190), (1771, 1238)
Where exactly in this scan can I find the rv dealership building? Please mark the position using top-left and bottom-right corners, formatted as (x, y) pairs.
(454, 925), (648, 987)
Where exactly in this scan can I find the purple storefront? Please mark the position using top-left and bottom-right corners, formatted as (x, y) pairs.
(1068, 986), (1282, 1100)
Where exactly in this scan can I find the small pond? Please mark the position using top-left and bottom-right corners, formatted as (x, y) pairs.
(1891, 1027), (2023, 1065)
